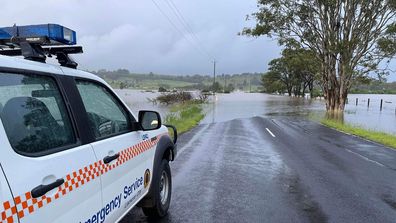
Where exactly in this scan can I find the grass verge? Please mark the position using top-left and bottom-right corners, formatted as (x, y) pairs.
(165, 102), (205, 134)
(321, 118), (396, 149)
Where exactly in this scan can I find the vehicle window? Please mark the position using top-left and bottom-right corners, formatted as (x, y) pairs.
(76, 80), (131, 139)
(0, 72), (76, 155)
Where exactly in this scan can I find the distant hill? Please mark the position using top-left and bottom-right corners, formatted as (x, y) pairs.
(90, 69), (264, 92)
(350, 81), (396, 94)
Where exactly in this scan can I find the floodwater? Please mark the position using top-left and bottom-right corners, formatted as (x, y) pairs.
(202, 92), (396, 134)
(201, 93), (323, 124)
(345, 94), (396, 134)
(114, 89), (169, 118)
(115, 90), (396, 135)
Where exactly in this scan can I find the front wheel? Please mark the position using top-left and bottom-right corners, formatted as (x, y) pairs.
(142, 159), (172, 218)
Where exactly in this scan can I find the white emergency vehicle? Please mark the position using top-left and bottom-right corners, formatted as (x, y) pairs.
(0, 24), (177, 223)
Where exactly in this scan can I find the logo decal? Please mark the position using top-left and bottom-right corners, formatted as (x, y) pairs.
(144, 169), (151, 188)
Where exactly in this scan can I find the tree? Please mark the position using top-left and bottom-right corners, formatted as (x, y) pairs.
(263, 47), (321, 97)
(262, 71), (285, 93)
(211, 82), (222, 92)
(119, 81), (128, 89)
(283, 47), (321, 97)
(227, 83), (235, 92)
(242, 0), (396, 112)
(268, 58), (295, 96)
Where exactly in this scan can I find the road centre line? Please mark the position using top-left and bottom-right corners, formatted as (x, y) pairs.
(266, 128), (276, 138)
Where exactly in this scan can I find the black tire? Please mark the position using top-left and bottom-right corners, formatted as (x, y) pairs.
(142, 159), (172, 218)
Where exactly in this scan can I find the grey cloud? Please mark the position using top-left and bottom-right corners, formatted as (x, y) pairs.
(2, 0), (281, 75)
(2, 0), (393, 80)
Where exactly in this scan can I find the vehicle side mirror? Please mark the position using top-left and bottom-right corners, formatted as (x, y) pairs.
(138, 110), (162, 131)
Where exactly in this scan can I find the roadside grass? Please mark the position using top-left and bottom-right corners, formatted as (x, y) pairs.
(165, 102), (205, 134)
(321, 118), (396, 149)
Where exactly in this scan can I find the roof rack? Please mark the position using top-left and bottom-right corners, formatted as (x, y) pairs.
(0, 24), (83, 69)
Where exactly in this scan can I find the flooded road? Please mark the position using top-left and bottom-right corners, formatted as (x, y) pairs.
(202, 92), (396, 134)
(201, 93), (323, 124)
(115, 90), (396, 134)
(122, 116), (396, 223)
(119, 91), (396, 223)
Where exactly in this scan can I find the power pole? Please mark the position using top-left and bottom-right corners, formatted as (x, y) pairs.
(249, 76), (252, 93)
(223, 73), (226, 93)
(213, 60), (216, 93)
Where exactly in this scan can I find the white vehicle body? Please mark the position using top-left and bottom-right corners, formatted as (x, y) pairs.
(0, 55), (176, 223)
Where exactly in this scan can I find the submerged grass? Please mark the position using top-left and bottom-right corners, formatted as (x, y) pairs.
(165, 102), (205, 134)
(321, 118), (396, 149)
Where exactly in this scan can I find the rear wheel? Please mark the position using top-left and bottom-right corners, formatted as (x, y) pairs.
(142, 159), (172, 218)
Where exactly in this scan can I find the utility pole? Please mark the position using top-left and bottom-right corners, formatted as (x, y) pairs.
(213, 60), (216, 93)
(223, 73), (226, 93)
(249, 76), (252, 93)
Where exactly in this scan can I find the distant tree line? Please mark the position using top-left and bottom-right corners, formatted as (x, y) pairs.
(90, 69), (263, 92)
(350, 80), (396, 94)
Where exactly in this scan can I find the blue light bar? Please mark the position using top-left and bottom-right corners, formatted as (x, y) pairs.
(0, 29), (11, 39)
(0, 24), (76, 45)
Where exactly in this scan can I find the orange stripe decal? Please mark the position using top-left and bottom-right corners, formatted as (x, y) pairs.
(0, 134), (165, 223)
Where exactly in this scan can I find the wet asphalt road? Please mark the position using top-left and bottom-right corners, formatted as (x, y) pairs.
(121, 116), (396, 223)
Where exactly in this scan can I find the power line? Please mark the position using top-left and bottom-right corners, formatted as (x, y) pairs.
(150, 0), (212, 60)
(164, 0), (213, 59)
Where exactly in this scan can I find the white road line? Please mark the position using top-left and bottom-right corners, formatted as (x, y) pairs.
(266, 128), (276, 138)
(345, 149), (386, 167)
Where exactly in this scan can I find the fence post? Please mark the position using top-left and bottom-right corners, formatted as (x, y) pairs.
(380, 99), (383, 111)
(356, 98), (358, 106)
(368, 98), (370, 107)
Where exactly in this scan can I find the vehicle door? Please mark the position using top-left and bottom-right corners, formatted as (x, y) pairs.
(0, 163), (17, 223)
(0, 70), (102, 223)
(74, 79), (155, 222)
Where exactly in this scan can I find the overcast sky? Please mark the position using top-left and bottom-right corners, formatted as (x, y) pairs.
(2, 0), (395, 80)
(2, 0), (281, 76)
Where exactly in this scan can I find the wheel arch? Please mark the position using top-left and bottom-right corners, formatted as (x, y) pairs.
(138, 134), (176, 208)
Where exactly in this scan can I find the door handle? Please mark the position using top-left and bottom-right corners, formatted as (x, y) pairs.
(31, 178), (64, 198)
(103, 153), (120, 164)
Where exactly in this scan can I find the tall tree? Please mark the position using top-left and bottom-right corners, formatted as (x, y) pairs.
(242, 0), (396, 112)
